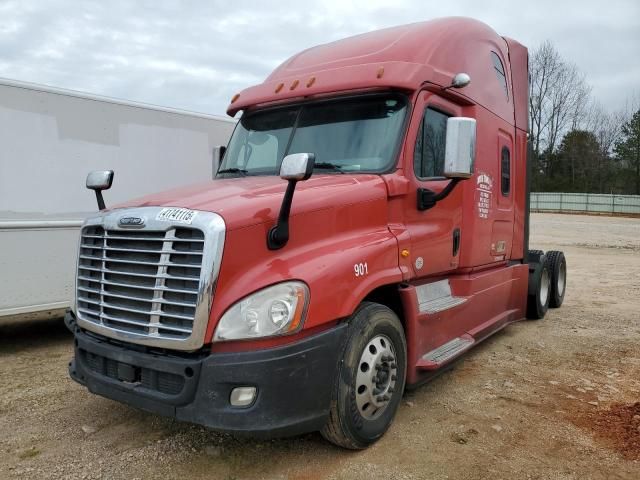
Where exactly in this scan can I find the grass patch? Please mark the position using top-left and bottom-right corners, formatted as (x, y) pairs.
(18, 447), (41, 459)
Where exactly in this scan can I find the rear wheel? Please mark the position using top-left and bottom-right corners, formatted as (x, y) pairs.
(321, 302), (407, 449)
(527, 260), (551, 320)
(545, 251), (566, 308)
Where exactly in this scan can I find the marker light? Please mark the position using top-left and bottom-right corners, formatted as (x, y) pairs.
(214, 282), (309, 341)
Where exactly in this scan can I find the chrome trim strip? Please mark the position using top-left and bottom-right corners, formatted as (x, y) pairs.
(78, 265), (198, 282)
(77, 309), (192, 334)
(79, 244), (204, 255)
(73, 206), (225, 351)
(78, 255), (201, 269)
(0, 302), (69, 318)
(77, 276), (198, 294)
(78, 287), (196, 307)
(0, 220), (84, 230)
(82, 234), (204, 242)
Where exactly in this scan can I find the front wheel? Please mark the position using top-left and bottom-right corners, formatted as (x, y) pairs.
(321, 302), (407, 449)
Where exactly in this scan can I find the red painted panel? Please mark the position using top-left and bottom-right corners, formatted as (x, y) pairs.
(511, 129), (529, 260)
(206, 197), (403, 347)
(228, 17), (515, 127)
(503, 37), (529, 133)
(458, 109), (517, 268)
(399, 90), (465, 277)
(402, 264), (528, 385)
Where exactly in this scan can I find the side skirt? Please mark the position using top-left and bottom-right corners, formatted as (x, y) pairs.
(399, 263), (528, 385)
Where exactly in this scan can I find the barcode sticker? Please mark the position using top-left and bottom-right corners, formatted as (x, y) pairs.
(156, 208), (198, 224)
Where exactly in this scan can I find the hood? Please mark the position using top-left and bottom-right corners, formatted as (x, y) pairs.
(113, 174), (389, 230)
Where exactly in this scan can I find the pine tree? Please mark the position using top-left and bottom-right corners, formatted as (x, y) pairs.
(614, 110), (640, 195)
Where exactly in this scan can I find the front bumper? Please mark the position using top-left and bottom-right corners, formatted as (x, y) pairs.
(66, 311), (348, 437)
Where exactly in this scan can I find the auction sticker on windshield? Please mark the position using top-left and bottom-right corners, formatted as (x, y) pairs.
(156, 208), (198, 224)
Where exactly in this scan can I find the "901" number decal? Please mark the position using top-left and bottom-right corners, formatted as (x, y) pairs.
(354, 262), (369, 277)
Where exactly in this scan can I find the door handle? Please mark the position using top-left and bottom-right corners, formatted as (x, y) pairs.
(453, 228), (461, 256)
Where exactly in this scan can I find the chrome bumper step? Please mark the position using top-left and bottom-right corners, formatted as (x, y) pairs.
(417, 335), (475, 370)
(415, 279), (468, 314)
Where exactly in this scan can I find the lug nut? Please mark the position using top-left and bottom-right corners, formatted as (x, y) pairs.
(390, 363), (397, 369)
(391, 375), (397, 381)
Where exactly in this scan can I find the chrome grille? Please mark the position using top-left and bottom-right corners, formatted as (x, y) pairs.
(74, 207), (226, 350)
(77, 226), (204, 339)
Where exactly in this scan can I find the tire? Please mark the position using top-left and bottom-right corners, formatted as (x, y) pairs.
(527, 249), (545, 263)
(321, 302), (407, 449)
(545, 251), (566, 308)
(527, 261), (551, 320)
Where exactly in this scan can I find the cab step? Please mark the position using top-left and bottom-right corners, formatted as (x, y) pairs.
(416, 334), (475, 370)
(416, 279), (468, 314)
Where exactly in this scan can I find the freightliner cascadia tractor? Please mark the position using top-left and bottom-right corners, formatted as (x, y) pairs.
(66, 17), (567, 449)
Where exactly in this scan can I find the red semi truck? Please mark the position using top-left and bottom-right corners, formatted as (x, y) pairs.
(66, 17), (567, 449)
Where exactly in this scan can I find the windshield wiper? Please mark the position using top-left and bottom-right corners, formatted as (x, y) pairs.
(313, 162), (345, 174)
(217, 168), (248, 176)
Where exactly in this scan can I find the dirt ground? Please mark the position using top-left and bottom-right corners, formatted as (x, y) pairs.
(1, 213), (639, 480)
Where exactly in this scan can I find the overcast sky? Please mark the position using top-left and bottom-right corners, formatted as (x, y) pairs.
(1, 0), (638, 117)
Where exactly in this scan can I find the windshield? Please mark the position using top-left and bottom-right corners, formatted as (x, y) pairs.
(218, 94), (408, 176)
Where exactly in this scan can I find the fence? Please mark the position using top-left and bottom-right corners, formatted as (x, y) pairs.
(531, 192), (640, 215)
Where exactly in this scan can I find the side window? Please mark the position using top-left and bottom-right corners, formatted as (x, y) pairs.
(501, 146), (511, 196)
(491, 52), (509, 100)
(414, 108), (449, 179)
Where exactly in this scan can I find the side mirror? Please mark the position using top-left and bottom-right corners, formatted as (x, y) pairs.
(279, 152), (315, 181)
(212, 145), (226, 177)
(268, 153), (316, 250)
(86, 170), (114, 190)
(444, 117), (476, 179)
(86, 170), (114, 210)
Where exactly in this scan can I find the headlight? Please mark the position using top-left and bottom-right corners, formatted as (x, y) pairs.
(213, 281), (309, 341)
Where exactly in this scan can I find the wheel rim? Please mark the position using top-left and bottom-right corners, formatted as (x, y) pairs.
(557, 262), (566, 297)
(355, 334), (398, 420)
(540, 268), (550, 306)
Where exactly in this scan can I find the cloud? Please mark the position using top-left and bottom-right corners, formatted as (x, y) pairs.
(0, 0), (638, 115)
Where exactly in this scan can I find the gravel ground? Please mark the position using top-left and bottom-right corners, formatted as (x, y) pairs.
(1, 213), (639, 480)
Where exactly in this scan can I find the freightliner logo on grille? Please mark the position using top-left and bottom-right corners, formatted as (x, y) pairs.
(118, 216), (145, 227)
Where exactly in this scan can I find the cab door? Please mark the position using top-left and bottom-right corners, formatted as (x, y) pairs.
(402, 91), (465, 279)
(492, 130), (515, 260)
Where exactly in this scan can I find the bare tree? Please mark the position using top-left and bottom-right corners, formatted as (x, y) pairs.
(580, 101), (631, 192)
(529, 41), (592, 171)
(529, 41), (558, 158)
(586, 103), (625, 153)
(546, 66), (591, 154)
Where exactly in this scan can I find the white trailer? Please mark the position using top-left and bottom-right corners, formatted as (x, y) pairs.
(0, 78), (235, 322)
